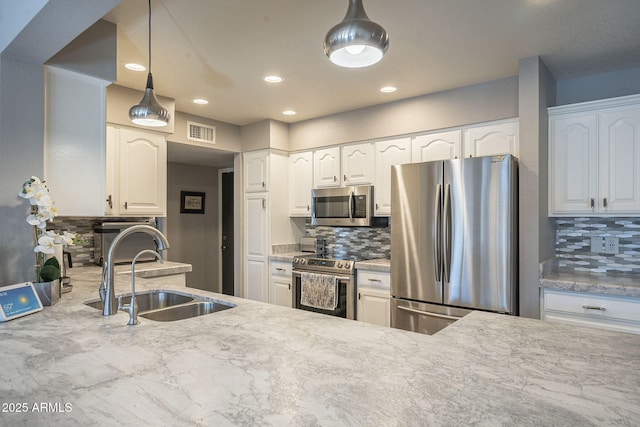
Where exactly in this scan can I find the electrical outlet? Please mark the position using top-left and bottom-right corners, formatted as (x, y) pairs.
(590, 236), (604, 253)
(604, 237), (619, 254)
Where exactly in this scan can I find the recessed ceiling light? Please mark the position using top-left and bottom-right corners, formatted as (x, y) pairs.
(124, 63), (146, 72)
(380, 86), (397, 93)
(264, 75), (283, 83)
(192, 99), (209, 105)
(282, 110), (296, 116)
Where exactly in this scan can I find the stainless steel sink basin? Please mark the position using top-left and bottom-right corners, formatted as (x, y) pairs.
(84, 290), (235, 322)
(85, 290), (194, 312)
(139, 300), (234, 322)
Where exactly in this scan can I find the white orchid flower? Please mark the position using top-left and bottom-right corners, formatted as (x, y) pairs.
(58, 231), (76, 246)
(35, 234), (56, 254)
(26, 211), (49, 229)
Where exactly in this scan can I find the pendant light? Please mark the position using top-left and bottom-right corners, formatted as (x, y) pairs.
(323, 0), (389, 68)
(129, 0), (170, 127)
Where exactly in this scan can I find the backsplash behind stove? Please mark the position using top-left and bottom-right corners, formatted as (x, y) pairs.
(555, 217), (640, 274)
(307, 225), (390, 260)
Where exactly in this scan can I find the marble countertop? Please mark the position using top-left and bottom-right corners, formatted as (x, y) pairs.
(2, 266), (639, 425)
(355, 258), (390, 272)
(540, 270), (640, 298)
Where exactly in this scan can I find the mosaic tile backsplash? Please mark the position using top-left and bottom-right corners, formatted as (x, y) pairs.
(307, 225), (390, 260)
(555, 217), (640, 274)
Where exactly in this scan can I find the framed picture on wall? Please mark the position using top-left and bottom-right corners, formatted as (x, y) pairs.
(180, 191), (205, 214)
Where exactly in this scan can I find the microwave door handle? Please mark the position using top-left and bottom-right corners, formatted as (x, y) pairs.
(348, 190), (354, 222)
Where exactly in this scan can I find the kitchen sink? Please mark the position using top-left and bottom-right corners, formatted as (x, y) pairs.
(84, 290), (235, 322)
(85, 290), (194, 312)
(139, 300), (234, 322)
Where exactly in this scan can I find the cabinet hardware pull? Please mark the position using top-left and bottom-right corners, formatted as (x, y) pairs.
(275, 268), (285, 272)
(358, 293), (361, 300)
(124, 201), (128, 209)
(333, 176), (337, 182)
(307, 205), (310, 211)
(106, 195), (113, 209)
(603, 197), (608, 207)
(582, 305), (606, 311)
(288, 284), (291, 290)
(262, 181), (265, 188)
(368, 278), (382, 282)
(375, 203), (379, 210)
(262, 199), (266, 209)
(344, 174), (347, 182)
(590, 198), (595, 208)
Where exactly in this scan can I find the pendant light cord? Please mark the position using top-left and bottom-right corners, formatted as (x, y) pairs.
(147, 0), (152, 73)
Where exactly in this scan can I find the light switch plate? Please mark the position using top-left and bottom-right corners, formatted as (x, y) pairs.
(590, 236), (604, 253)
(604, 236), (620, 254)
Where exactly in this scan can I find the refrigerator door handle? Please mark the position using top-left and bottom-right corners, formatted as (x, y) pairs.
(398, 305), (460, 321)
(442, 183), (452, 284)
(435, 184), (442, 283)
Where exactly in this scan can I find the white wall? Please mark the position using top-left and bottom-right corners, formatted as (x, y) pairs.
(288, 76), (519, 150)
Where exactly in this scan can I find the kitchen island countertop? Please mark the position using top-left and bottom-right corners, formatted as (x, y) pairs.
(1, 265), (639, 426)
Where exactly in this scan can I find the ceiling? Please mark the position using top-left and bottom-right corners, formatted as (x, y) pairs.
(102, 0), (640, 165)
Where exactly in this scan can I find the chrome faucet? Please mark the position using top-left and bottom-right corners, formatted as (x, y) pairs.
(99, 224), (170, 316)
(121, 249), (163, 325)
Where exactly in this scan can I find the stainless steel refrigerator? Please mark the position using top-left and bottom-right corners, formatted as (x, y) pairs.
(390, 155), (518, 335)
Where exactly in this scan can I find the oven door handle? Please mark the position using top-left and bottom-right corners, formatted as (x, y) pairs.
(397, 305), (460, 321)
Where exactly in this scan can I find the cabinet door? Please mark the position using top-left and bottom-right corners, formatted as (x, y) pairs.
(244, 150), (269, 192)
(357, 287), (391, 327)
(44, 66), (109, 216)
(244, 193), (269, 302)
(463, 120), (518, 158)
(314, 147), (341, 187)
(117, 127), (167, 216)
(375, 138), (411, 215)
(411, 130), (462, 162)
(271, 277), (292, 307)
(342, 142), (375, 185)
(289, 151), (313, 216)
(549, 114), (598, 215)
(599, 106), (640, 214)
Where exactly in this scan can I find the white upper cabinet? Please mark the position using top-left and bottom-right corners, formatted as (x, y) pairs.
(289, 151), (313, 216)
(549, 94), (640, 216)
(374, 138), (411, 216)
(107, 125), (167, 216)
(314, 146), (342, 187)
(44, 66), (110, 216)
(244, 150), (269, 192)
(463, 120), (519, 158)
(411, 130), (462, 162)
(599, 106), (640, 214)
(549, 113), (598, 215)
(341, 142), (375, 185)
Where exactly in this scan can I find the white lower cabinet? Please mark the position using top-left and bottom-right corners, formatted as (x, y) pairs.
(541, 288), (640, 335)
(357, 270), (391, 327)
(270, 260), (292, 307)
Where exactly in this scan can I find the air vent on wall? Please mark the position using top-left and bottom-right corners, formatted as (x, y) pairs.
(187, 121), (216, 144)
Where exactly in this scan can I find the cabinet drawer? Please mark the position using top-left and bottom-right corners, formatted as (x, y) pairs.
(270, 262), (291, 277)
(543, 289), (640, 322)
(357, 270), (390, 290)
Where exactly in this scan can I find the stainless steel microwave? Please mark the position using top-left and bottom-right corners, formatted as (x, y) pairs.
(311, 185), (374, 226)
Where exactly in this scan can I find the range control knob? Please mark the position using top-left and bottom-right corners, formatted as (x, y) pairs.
(344, 261), (351, 269)
(337, 262), (343, 268)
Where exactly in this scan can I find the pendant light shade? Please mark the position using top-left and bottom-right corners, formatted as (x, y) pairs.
(323, 0), (389, 68)
(129, 0), (170, 127)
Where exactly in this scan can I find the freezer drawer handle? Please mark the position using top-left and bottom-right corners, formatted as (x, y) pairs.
(582, 305), (606, 311)
(398, 305), (460, 321)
